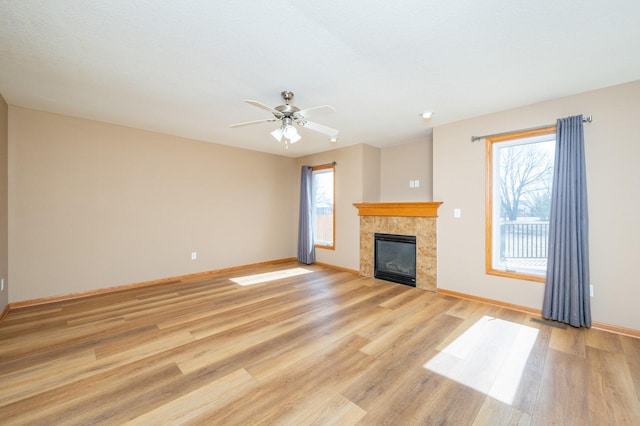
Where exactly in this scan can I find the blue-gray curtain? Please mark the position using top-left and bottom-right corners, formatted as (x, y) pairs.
(542, 115), (591, 327)
(297, 166), (315, 264)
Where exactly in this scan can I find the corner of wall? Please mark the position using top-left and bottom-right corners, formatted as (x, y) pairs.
(0, 92), (8, 312)
(362, 144), (381, 202)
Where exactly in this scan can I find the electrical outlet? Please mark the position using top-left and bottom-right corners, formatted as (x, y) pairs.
(414, 179), (419, 188)
(191, 252), (197, 260)
(590, 285), (594, 297)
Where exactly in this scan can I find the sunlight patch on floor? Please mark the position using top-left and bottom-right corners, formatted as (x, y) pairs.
(424, 315), (538, 405)
(230, 267), (313, 286)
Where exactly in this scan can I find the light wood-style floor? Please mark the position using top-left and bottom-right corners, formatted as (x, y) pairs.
(1, 262), (640, 425)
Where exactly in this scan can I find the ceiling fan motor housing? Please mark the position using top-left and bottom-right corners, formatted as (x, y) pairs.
(275, 91), (299, 117)
(275, 104), (300, 116)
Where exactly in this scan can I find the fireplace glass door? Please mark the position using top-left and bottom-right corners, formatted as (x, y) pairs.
(374, 233), (416, 286)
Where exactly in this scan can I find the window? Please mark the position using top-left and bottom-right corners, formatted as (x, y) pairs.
(486, 127), (555, 282)
(312, 164), (335, 249)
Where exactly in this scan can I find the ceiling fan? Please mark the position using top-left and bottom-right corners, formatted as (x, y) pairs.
(229, 91), (339, 149)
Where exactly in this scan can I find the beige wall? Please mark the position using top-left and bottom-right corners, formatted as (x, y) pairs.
(0, 93), (7, 311)
(433, 80), (640, 330)
(380, 138), (433, 202)
(8, 107), (297, 302)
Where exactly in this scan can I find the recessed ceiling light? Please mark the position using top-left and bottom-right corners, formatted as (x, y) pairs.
(421, 111), (433, 119)
(330, 136), (338, 143)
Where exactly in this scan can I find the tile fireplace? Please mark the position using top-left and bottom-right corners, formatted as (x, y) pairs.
(353, 202), (442, 292)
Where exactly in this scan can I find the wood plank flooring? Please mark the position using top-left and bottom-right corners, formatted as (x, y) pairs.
(1, 261), (639, 425)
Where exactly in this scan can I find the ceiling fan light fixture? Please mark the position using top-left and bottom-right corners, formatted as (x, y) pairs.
(270, 127), (284, 142)
(283, 124), (301, 143)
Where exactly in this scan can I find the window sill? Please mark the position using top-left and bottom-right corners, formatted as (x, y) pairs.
(486, 268), (545, 283)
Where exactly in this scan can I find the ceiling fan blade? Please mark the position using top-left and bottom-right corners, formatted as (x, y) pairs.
(297, 105), (336, 117)
(244, 100), (282, 116)
(300, 120), (339, 137)
(229, 118), (276, 128)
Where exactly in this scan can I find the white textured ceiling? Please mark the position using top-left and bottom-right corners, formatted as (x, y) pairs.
(1, 1), (639, 157)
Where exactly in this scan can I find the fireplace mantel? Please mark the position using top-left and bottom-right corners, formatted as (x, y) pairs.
(353, 202), (443, 217)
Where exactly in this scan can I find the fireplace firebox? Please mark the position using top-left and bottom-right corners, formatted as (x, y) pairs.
(374, 233), (416, 287)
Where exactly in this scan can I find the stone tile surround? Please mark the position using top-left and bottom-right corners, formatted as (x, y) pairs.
(353, 202), (442, 292)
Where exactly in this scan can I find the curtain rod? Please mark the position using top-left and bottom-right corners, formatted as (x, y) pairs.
(471, 115), (592, 142)
(312, 161), (337, 168)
